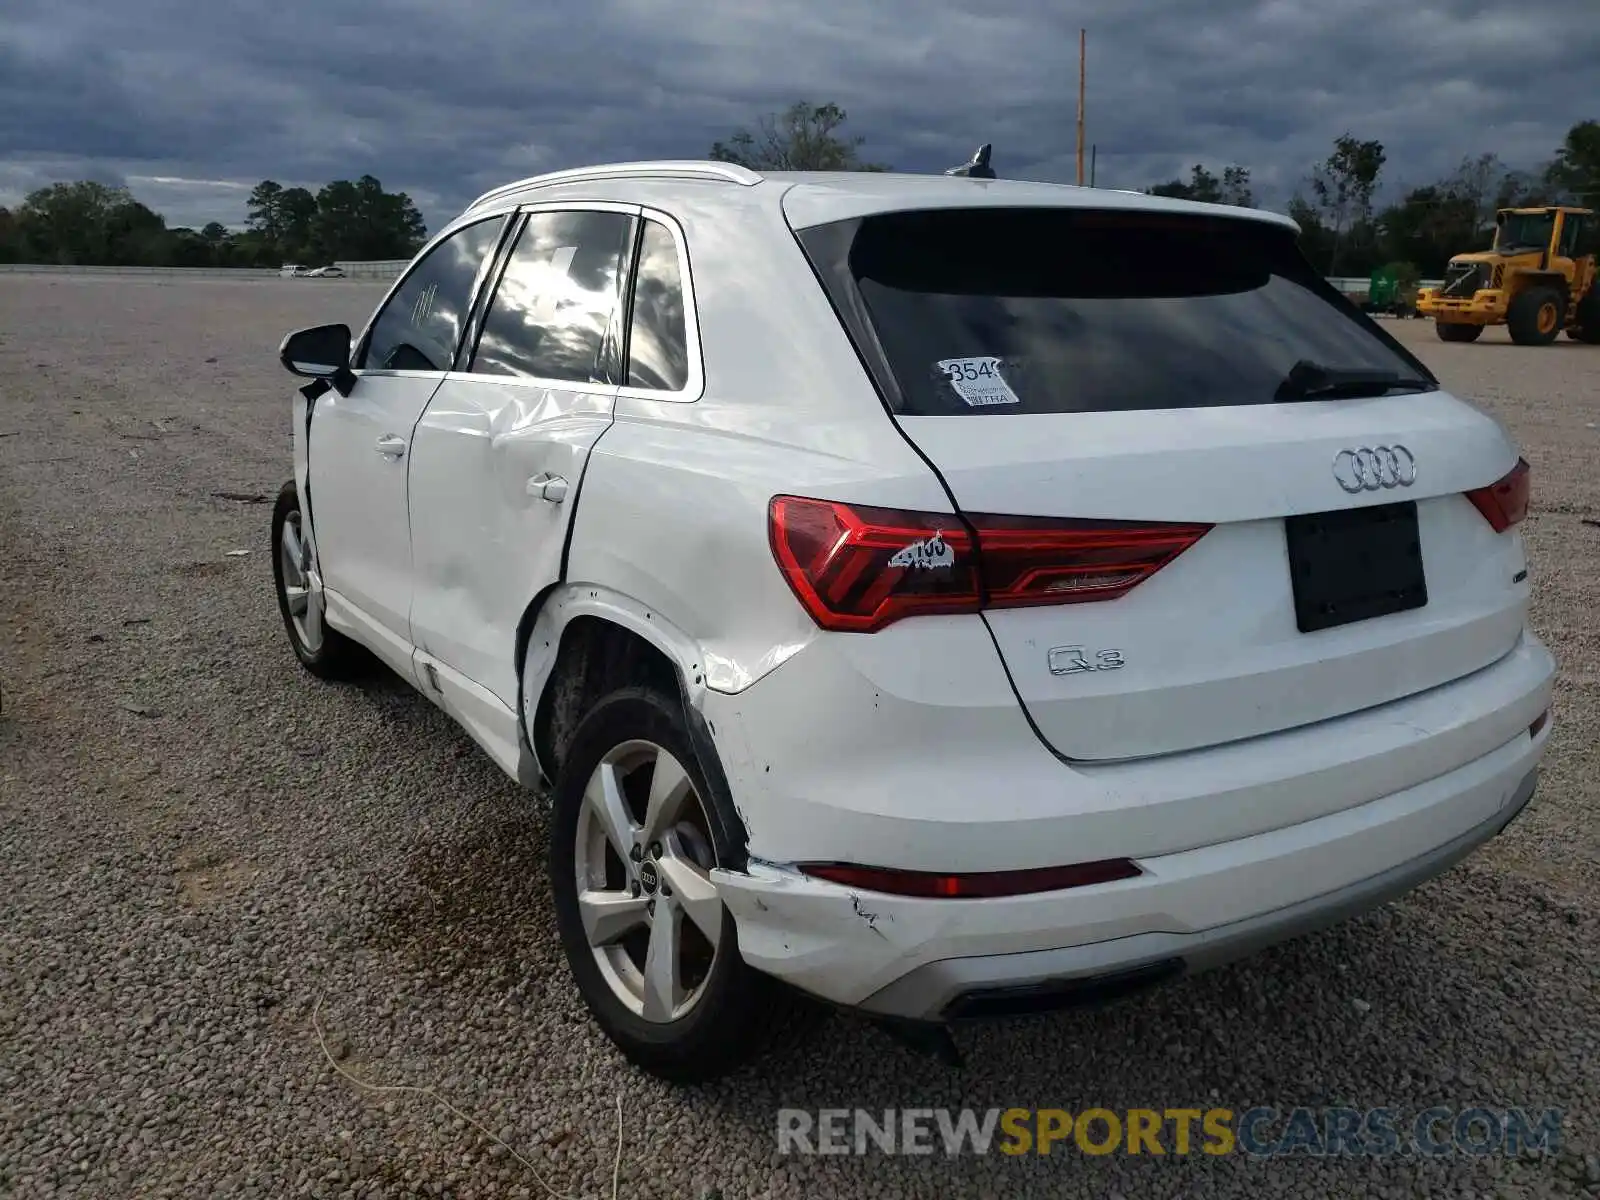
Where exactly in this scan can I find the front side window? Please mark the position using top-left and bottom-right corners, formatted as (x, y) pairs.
(625, 219), (690, 391)
(361, 217), (504, 371)
(470, 209), (634, 383)
(800, 207), (1434, 416)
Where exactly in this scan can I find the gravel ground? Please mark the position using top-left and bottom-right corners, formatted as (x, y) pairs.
(0, 275), (1597, 1199)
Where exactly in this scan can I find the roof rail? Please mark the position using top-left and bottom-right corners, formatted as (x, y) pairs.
(467, 160), (763, 211)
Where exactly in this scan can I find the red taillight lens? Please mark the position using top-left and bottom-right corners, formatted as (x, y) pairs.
(798, 859), (1142, 899)
(768, 495), (1211, 633)
(1466, 457), (1531, 532)
(967, 513), (1215, 609)
(767, 497), (982, 633)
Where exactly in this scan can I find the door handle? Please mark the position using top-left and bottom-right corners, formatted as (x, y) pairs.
(375, 435), (406, 458)
(526, 473), (569, 503)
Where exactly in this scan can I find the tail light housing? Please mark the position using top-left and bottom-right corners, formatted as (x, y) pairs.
(798, 858), (1141, 899)
(768, 495), (1210, 633)
(1466, 457), (1530, 532)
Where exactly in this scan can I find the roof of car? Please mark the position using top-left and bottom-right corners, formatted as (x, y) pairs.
(459, 159), (1301, 234)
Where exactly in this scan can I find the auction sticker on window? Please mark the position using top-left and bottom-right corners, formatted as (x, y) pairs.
(936, 357), (1021, 407)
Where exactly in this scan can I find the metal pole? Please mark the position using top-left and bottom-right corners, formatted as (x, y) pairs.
(1076, 30), (1086, 186)
(1090, 144), (1097, 188)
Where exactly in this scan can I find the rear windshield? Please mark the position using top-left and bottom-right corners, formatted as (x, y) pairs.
(798, 208), (1434, 416)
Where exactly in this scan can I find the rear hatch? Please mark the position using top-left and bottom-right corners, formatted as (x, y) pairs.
(793, 203), (1530, 761)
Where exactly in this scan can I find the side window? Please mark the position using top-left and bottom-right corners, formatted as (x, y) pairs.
(625, 219), (690, 391)
(1558, 214), (1581, 258)
(1566, 214), (1596, 258)
(361, 218), (503, 372)
(469, 210), (634, 382)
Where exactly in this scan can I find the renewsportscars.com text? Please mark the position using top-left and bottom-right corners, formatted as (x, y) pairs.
(777, 1106), (1564, 1158)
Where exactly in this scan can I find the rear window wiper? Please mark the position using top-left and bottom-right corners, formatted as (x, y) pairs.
(1276, 359), (1434, 401)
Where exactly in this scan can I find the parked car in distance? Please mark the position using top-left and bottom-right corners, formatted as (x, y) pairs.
(273, 160), (1554, 1081)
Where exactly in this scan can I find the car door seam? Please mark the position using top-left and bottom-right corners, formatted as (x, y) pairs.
(402, 374), (452, 648)
(557, 400), (617, 582)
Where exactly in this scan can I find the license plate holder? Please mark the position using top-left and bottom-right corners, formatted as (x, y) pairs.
(1284, 501), (1427, 634)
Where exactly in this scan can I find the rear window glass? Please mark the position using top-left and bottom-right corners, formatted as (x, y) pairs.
(805, 208), (1432, 415)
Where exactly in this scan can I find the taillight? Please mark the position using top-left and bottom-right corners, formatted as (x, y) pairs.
(767, 497), (981, 633)
(768, 495), (1210, 633)
(798, 858), (1141, 899)
(1466, 457), (1530, 532)
(966, 513), (1215, 610)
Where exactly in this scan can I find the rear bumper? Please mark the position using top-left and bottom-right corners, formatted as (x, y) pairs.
(875, 766), (1538, 1021)
(714, 732), (1546, 1018)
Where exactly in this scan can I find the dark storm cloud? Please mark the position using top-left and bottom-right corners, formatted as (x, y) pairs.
(1, 0), (1593, 229)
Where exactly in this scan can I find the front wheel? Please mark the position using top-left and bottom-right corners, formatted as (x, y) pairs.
(549, 686), (772, 1082)
(1507, 287), (1565, 346)
(1436, 321), (1483, 343)
(271, 481), (363, 679)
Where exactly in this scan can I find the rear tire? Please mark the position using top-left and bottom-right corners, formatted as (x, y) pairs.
(1507, 288), (1565, 346)
(548, 685), (773, 1082)
(271, 480), (364, 679)
(1570, 291), (1600, 344)
(1436, 321), (1482, 343)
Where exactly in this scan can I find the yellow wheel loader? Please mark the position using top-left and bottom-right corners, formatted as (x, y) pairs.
(1416, 206), (1599, 345)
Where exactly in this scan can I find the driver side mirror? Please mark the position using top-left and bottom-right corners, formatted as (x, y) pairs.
(279, 323), (352, 379)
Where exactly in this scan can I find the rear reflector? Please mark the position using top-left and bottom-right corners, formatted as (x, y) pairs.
(768, 495), (1211, 633)
(1466, 457), (1531, 532)
(797, 858), (1142, 899)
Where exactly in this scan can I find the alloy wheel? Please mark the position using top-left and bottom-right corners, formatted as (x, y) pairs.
(574, 740), (723, 1022)
(278, 509), (324, 654)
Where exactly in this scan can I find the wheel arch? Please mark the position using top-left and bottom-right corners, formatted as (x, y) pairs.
(1511, 271), (1574, 295)
(518, 584), (751, 864)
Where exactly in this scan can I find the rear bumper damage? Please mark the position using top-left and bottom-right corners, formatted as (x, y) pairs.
(712, 729), (1547, 1021)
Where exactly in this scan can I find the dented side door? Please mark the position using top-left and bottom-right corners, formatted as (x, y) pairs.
(405, 204), (639, 709)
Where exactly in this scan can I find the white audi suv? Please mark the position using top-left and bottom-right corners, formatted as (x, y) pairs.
(273, 160), (1554, 1080)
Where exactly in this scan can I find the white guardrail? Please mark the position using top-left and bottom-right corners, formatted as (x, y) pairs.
(0, 263), (281, 277)
(1329, 277), (1446, 295)
(332, 259), (409, 279)
(0, 260), (410, 280)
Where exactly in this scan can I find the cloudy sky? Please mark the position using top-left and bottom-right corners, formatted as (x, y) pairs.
(1, 0), (1593, 231)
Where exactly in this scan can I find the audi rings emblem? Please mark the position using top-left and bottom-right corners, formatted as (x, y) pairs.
(1332, 445), (1417, 493)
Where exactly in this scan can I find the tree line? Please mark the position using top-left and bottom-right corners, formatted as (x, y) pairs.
(0, 174), (426, 268)
(2, 104), (1594, 278)
(1279, 119), (1598, 278)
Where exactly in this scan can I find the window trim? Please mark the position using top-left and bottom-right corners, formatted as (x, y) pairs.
(450, 200), (641, 391)
(616, 207), (705, 403)
(351, 201), (706, 401)
(351, 211), (515, 377)
(455, 210), (530, 373)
